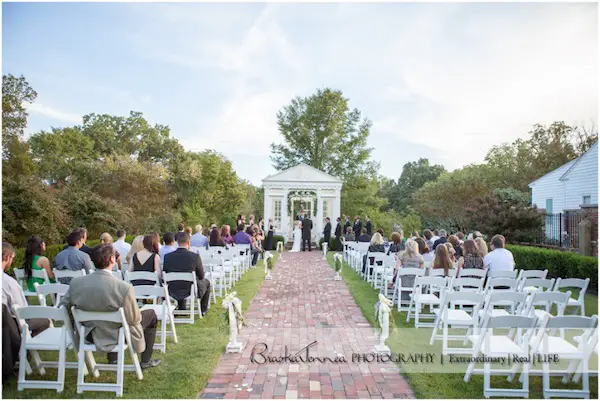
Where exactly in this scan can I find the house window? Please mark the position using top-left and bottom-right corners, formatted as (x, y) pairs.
(583, 195), (591, 205)
(273, 199), (282, 229)
(545, 198), (553, 213)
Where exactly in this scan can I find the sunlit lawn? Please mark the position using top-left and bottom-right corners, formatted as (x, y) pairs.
(2, 254), (277, 399)
(326, 253), (598, 399)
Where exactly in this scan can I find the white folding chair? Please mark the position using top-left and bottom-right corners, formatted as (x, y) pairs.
(111, 270), (123, 280)
(518, 277), (555, 294)
(72, 307), (143, 396)
(487, 270), (517, 279)
(449, 277), (485, 293)
(34, 282), (70, 307)
(428, 267), (457, 278)
(458, 268), (487, 279)
(573, 327), (599, 383)
(406, 276), (447, 328)
(393, 268), (425, 311)
(477, 291), (529, 322)
(381, 254), (396, 299)
(430, 289), (484, 355)
(53, 268), (86, 285)
(134, 285), (178, 353)
(464, 315), (538, 398)
(528, 315), (598, 399)
(484, 277), (518, 292)
(14, 305), (77, 393)
(365, 252), (386, 288)
(523, 290), (571, 324)
(123, 271), (160, 304)
(517, 269), (548, 284)
(203, 255), (226, 301)
(14, 268), (50, 298)
(163, 272), (202, 324)
(554, 278), (590, 316)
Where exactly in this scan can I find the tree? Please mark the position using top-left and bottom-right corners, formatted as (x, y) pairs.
(270, 88), (378, 180)
(384, 158), (446, 213)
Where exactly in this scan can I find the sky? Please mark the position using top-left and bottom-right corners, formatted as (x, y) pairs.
(2, 1), (598, 185)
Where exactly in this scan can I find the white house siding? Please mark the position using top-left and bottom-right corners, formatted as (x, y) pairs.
(529, 160), (576, 212)
(563, 143), (598, 210)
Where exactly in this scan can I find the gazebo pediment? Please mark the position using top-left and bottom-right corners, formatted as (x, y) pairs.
(263, 163), (342, 184)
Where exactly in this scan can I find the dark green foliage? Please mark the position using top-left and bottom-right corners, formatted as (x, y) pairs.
(271, 235), (285, 250)
(506, 244), (598, 290)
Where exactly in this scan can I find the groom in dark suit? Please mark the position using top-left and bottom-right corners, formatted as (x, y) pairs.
(301, 217), (313, 251)
(296, 209), (305, 222)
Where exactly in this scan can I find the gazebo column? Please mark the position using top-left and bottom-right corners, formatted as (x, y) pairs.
(281, 188), (289, 242)
(263, 188), (271, 234)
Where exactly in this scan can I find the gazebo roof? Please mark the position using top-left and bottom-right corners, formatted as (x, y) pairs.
(262, 163), (343, 184)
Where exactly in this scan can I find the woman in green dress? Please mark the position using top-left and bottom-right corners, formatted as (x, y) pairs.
(24, 236), (54, 292)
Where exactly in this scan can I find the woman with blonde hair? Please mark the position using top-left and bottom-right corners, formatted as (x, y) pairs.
(126, 235), (145, 267)
(431, 244), (453, 276)
(395, 240), (425, 300)
(457, 239), (484, 273)
(475, 237), (488, 258)
(444, 242), (456, 262)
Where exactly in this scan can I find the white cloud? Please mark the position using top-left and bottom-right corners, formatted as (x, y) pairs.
(26, 102), (81, 125)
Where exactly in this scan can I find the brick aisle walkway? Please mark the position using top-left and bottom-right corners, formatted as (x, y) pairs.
(199, 252), (413, 399)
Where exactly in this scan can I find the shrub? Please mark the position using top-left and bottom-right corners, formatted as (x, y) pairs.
(506, 244), (598, 290)
(271, 235), (285, 250)
(318, 238), (336, 251)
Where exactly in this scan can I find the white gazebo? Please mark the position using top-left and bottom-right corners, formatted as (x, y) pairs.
(262, 163), (343, 243)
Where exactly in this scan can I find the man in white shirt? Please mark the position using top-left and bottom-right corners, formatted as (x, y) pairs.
(112, 230), (131, 261)
(483, 234), (515, 271)
(190, 224), (208, 248)
(159, 232), (177, 263)
(430, 229), (440, 244)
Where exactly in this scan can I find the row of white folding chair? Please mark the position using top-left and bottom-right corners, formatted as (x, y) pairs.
(13, 268), (51, 298)
(132, 285), (178, 353)
(464, 313), (598, 398)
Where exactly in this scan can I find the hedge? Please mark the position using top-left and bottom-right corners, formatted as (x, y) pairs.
(271, 235), (285, 250)
(506, 244), (598, 290)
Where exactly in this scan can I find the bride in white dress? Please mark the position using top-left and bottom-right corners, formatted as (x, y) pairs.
(289, 220), (302, 252)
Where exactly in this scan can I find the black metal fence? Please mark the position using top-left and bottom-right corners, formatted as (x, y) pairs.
(540, 212), (584, 248)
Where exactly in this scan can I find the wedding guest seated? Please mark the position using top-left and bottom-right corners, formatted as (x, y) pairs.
(430, 229), (440, 244)
(423, 229), (434, 251)
(190, 225), (208, 248)
(457, 239), (484, 273)
(22, 236), (54, 292)
(233, 224), (259, 264)
(447, 234), (462, 259)
(362, 232), (385, 275)
(416, 238), (433, 263)
(475, 237), (488, 258)
(483, 234), (514, 271)
(100, 233), (122, 271)
(62, 227), (93, 255)
(431, 243), (454, 276)
(126, 235), (145, 266)
(185, 226), (193, 236)
(249, 226), (263, 265)
(177, 223), (185, 233)
(432, 229), (447, 251)
(113, 230), (131, 262)
(456, 232), (465, 244)
(129, 234), (161, 286)
(221, 225), (234, 245)
(54, 230), (95, 284)
(444, 242), (456, 262)
(60, 244), (160, 369)
(473, 231), (483, 239)
(159, 232), (177, 263)
(163, 233), (211, 315)
(388, 231), (405, 254)
(357, 228), (371, 243)
(209, 228), (226, 247)
(344, 227), (355, 241)
(394, 240), (424, 299)
(3, 242), (51, 378)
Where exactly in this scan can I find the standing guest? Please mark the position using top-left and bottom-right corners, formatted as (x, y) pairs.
(432, 229), (447, 251)
(457, 239), (484, 273)
(431, 244), (454, 276)
(62, 227), (93, 255)
(353, 216), (363, 239)
(447, 234), (463, 259)
(60, 244), (161, 369)
(236, 214), (244, 228)
(54, 230), (95, 283)
(23, 236), (54, 292)
(209, 229), (226, 247)
(159, 232), (177, 263)
(388, 232), (405, 254)
(163, 233), (211, 314)
(323, 217), (332, 244)
(423, 229), (434, 251)
(444, 242), (456, 262)
(3, 242), (50, 376)
(190, 225), (209, 248)
(334, 217), (343, 251)
(248, 214), (256, 227)
(344, 226), (355, 241)
(483, 235), (515, 271)
(264, 219), (274, 251)
(126, 235), (145, 267)
(415, 238), (433, 263)
(365, 216), (373, 236)
(100, 233), (123, 271)
(129, 234), (161, 286)
(163, 233), (211, 315)
(396, 240), (425, 300)
(357, 228), (371, 243)
(113, 230), (131, 264)
(343, 216), (351, 234)
(431, 229), (440, 244)
(475, 237), (488, 258)
(221, 225), (234, 245)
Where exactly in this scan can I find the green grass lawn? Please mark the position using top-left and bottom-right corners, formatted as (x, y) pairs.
(2, 254), (277, 399)
(326, 253), (598, 399)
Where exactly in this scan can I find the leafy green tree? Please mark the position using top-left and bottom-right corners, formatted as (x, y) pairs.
(270, 88), (378, 180)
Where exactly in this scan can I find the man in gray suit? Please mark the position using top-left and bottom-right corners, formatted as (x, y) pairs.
(60, 244), (160, 369)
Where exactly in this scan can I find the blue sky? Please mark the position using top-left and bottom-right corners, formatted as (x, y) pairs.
(3, 1), (597, 185)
